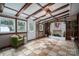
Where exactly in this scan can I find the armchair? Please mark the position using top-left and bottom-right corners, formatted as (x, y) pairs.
(10, 35), (24, 48)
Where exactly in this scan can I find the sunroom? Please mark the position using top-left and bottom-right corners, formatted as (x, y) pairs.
(0, 3), (79, 56)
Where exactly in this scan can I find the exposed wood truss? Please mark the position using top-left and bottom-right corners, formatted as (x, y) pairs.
(26, 3), (55, 19)
(1, 3), (70, 22)
(56, 13), (69, 19)
(39, 10), (69, 22)
(51, 4), (69, 13)
(41, 13), (69, 23)
(34, 4), (69, 21)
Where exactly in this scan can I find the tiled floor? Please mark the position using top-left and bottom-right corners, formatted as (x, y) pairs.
(0, 37), (78, 56)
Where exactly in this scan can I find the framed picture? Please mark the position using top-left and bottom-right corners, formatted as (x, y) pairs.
(39, 24), (43, 31)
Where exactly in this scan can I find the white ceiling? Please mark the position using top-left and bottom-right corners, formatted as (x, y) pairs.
(70, 3), (79, 15)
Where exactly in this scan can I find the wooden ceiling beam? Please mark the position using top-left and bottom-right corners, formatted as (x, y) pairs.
(33, 3), (47, 20)
(34, 15), (46, 20)
(15, 3), (32, 16)
(40, 13), (69, 23)
(38, 10), (69, 22)
(52, 4), (69, 13)
(34, 4), (69, 21)
(0, 13), (27, 21)
(36, 3), (43, 8)
(52, 10), (69, 17)
(4, 5), (18, 12)
(26, 3), (55, 19)
(55, 13), (69, 19)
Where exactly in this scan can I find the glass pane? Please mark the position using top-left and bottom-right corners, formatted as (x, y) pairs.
(29, 23), (34, 31)
(29, 20), (35, 32)
(5, 3), (24, 11)
(17, 20), (27, 32)
(3, 8), (17, 16)
(0, 26), (10, 32)
(0, 17), (15, 33)
(24, 4), (41, 15)
(18, 14), (28, 20)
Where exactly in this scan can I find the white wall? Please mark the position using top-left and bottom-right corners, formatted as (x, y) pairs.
(50, 22), (66, 37)
(70, 3), (79, 15)
(27, 19), (36, 40)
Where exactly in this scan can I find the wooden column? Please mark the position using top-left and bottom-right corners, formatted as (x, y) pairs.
(77, 13), (79, 42)
(36, 23), (39, 38)
(66, 21), (72, 40)
(15, 19), (17, 35)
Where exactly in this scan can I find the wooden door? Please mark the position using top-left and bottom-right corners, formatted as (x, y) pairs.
(45, 22), (50, 37)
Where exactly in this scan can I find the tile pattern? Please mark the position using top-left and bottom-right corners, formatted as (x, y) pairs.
(0, 37), (78, 56)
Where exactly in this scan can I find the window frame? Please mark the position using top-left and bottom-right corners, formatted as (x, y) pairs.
(0, 16), (15, 33)
(0, 16), (27, 35)
(17, 20), (27, 32)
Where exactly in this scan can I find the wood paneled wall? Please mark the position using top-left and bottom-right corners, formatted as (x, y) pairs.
(66, 21), (72, 40)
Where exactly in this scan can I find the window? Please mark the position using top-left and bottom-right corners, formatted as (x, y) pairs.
(0, 26), (10, 32)
(0, 16), (27, 33)
(29, 20), (35, 32)
(17, 20), (27, 32)
(29, 22), (34, 31)
(0, 17), (15, 33)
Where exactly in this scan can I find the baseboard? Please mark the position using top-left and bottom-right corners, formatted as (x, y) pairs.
(0, 45), (11, 50)
(0, 36), (45, 50)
